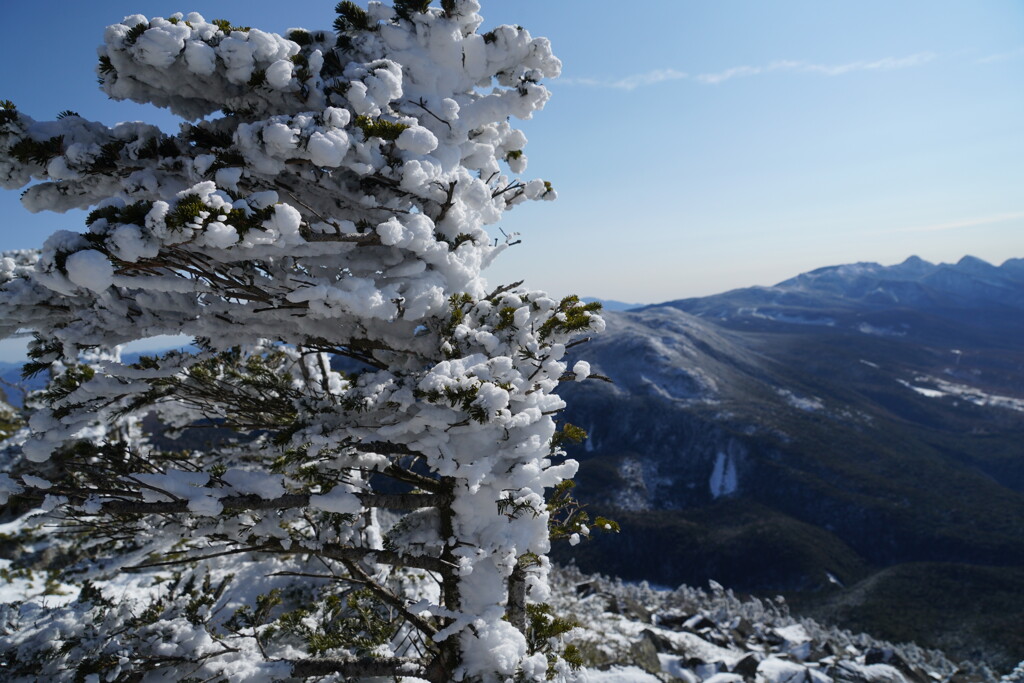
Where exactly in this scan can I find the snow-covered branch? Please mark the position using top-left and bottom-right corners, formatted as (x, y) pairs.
(0, 2), (602, 680)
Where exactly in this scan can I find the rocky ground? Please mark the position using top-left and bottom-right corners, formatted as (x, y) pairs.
(547, 564), (1019, 682)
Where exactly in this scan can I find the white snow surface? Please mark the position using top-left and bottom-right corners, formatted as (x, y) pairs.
(580, 667), (662, 682)
(64, 250), (114, 292)
(898, 376), (1024, 412)
(709, 450), (739, 499)
(0, 559), (79, 607)
(757, 659), (831, 683)
(396, 125), (439, 154)
(776, 388), (825, 412)
(220, 469), (286, 499)
(308, 487), (362, 514)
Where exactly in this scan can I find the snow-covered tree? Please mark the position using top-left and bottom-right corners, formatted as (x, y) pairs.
(0, 2), (606, 680)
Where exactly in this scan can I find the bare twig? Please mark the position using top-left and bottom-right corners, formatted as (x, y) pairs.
(413, 99), (453, 131)
(342, 558), (439, 638)
(484, 280), (525, 302)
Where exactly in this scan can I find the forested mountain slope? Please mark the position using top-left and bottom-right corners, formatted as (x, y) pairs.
(558, 256), (1024, 669)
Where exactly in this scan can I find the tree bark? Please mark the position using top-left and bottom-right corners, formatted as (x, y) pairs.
(428, 476), (462, 683)
(506, 561), (527, 632)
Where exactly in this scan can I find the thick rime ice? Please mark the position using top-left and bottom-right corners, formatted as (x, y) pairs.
(65, 250), (114, 292)
(309, 487), (363, 515)
(0, 2), (596, 682)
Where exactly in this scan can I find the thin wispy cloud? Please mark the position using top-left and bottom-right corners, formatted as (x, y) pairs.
(697, 52), (937, 84)
(976, 46), (1024, 64)
(695, 64), (764, 84)
(566, 52), (936, 90)
(565, 68), (688, 91)
(899, 211), (1024, 233)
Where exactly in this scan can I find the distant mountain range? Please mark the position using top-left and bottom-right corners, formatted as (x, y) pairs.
(581, 297), (645, 312)
(557, 256), (1024, 669)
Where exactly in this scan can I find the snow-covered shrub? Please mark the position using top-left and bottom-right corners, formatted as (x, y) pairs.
(1002, 661), (1024, 683)
(0, 3), (604, 680)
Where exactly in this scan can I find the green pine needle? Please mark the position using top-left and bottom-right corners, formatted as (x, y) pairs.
(334, 2), (372, 32)
(354, 115), (409, 141)
(212, 19), (250, 34)
(124, 23), (149, 45)
(10, 135), (64, 166)
(0, 100), (17, 125)
(248, 69), (267, 88)
(97, 55), (116, 85)
(287, 29), (313, 46)
(394, 0), (432, 21)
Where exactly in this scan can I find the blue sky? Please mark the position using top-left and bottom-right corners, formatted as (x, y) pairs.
(1, 1), (1022, 305)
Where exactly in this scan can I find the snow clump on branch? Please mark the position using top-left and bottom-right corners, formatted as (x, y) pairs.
(0, 2), (606, 681)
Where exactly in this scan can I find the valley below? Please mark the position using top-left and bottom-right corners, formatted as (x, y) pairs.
(556, 256), (1024, 670)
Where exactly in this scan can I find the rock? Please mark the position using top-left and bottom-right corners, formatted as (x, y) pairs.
(771, 624), (812, 661)
(809, 641), (836, 661)
(684, 614), (717, 631)
(629, 630), (664, 675)
(788, 641), (811, 661)
(732, 618), (754, 640)
(758, 658), (831, 683)
(673, 670), (700, 683)
(883, 653), (927, 683)
(604, 596), (621, 614)
(640, 628), (677, 654)
(949, 671), (992, 683)
(830, 661), (872, 683)
(732, 653), (764, 678)
(657, 613), (694, 630)
(604, 595), (650, 620)
(901, 667), (933, 683)
(708, 631), (732, 647)
(694, 661), (722, 680)
(624, 597), (654, 622)
(861, 648), (933, 683)
(829, 660), (907, 683)
(703, 675), (744, 683)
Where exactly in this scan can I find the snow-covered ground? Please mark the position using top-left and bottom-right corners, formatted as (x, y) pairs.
(542, 566), (1001, 683)
(898, 376), (1024, 413)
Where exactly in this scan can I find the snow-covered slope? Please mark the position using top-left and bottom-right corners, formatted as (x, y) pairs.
(556, 256), (1024, 671)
